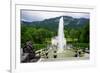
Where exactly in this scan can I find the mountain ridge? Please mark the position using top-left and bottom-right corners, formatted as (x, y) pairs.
(21, 16), (89, 31)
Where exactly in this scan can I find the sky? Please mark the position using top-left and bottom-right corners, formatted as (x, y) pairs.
(21, 10), (90, 22)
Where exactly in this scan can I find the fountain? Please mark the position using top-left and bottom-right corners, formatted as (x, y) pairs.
(51, 17), (66, 53)
(57, 17), (66, 53)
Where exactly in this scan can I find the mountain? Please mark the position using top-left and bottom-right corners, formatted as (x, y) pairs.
(21, 16), (89, 32)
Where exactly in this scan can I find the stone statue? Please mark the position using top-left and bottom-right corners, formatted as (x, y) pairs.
(21, 41), (40, 63)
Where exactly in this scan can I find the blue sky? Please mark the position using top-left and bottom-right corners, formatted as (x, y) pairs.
(21, 10), (90, 22)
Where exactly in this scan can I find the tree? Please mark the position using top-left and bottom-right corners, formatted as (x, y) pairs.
(79, 23), (89, 43)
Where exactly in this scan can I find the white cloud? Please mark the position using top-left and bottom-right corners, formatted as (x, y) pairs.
(21, 10), (89, 22)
